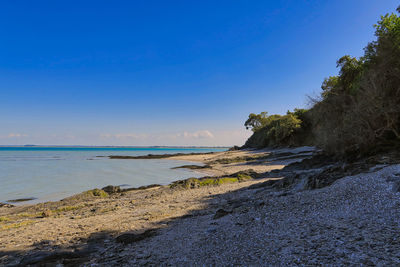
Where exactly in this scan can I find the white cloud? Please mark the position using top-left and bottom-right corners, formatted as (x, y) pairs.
(0, 133), (29, 138)
(181, 130), (214, 139)
(100, 133), (148, 140)
(101, 130), (214, 141)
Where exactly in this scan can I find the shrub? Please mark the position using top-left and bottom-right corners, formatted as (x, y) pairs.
(309, 8), (400, 155)
(243, 109), (312, 148)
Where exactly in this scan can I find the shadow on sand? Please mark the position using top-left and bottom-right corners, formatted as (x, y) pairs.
(0, 178), (277, 266)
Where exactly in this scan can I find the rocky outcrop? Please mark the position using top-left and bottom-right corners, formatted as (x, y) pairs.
(213, 208), (232, 219)
(102, 185), (121, 194)
(0, 202), (14, 208)
(116, 229), (158, 244)
(107, 152), (215, 160)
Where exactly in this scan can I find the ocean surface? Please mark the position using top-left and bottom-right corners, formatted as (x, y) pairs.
(0, 147), (227, 205)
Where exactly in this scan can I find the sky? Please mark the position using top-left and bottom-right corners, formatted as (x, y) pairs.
(0, 0), (399, 146)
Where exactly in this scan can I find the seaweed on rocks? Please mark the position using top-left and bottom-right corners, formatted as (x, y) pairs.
(101, 185), (121, 194)
(107, 152), (215, 160)
(102, 184), (162, 194)
(171, 164), (211, 170)
(169, 170), (259, 189)
(121, 184), (161, 192)
(6, 197), (37, 203)
(0, 202), (14, 208)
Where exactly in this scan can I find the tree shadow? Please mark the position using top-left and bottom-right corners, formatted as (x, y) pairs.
(0, 177), (278, 266)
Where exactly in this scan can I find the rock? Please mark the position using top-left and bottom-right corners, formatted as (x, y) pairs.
(0, 202), (14, 208)
(171, 164), (211, 170)
(41, 210), (52, 217)
(108, 151), (214, 160)
(228, 145), (241, 151)
(121, 184), (161, 192)
(255, 200), (265, 207)
(213, 208), (232, 219)
(6, 197), (37, 203)
(206, 227), (217, 234)
(102, 185), (121, 194)
(392, 181), (400, 192)
(20, 251), (54, 265)
(19, 249), (87, 266)
(116, 229), (158, 244)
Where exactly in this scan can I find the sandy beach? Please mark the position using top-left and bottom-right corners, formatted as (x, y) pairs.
(1, 147), (400, 266)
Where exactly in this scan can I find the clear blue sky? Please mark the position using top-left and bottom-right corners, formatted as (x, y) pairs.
(0, 0), (398, 146)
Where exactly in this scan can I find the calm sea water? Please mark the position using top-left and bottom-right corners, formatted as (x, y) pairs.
(0, 147), (226, 204)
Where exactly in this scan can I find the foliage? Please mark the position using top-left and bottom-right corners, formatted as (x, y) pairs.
(244, 109), (312, 148)
(310, 7), (400, 155)
(244, 112), (269, 132)
(243, 7), (400, 156)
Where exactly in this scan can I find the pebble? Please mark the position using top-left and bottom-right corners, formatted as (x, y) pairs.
(88, 164), (400, 266)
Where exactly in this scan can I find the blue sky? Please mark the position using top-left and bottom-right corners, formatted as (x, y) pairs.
(0, 0), (398, 146)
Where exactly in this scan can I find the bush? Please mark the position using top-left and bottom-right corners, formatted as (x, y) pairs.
(244, 7), (400, 157)
(243, 109), (313, 148)
(309, 8), (400, 156)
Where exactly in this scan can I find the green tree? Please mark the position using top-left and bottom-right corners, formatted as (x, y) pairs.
(244, 112), (268, 132)
(243, 110), (311, 148)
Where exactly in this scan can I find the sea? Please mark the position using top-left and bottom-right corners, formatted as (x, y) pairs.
(0, 146), (227, 205)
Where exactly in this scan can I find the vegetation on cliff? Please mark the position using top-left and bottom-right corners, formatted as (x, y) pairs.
(244, 7), (400, 156)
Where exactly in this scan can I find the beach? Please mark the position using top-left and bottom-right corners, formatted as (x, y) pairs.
(1, 147), (400, 265)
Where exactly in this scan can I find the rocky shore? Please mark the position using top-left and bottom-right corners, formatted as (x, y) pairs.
(1, 147), (400, 266)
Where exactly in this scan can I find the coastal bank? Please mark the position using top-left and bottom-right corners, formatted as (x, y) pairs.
(1, 147), (400, 265)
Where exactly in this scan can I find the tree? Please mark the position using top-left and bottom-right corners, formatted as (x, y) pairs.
(310, 7), (400, 155)
(244, 112), (268, 132)
(243, 110), (311, 148)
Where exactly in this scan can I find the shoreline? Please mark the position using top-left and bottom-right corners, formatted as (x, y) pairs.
(0, 150), (224, 206)
(0, 147), (291, 265)
(1, 148), (293, 206)
(0, 146), (317, 207)
(2, 146), (400, 265)
(0, 149), (259, 206)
